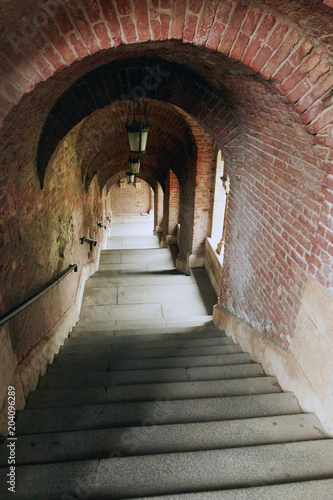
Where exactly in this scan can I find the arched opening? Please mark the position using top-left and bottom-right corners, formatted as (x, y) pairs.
(0, 0), (332, 441)
(109, 173), (155, 237)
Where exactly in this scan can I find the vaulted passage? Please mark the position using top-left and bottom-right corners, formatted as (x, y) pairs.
(0, 0), (333, 496)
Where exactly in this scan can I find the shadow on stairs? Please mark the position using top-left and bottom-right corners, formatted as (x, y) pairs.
(0, 236), (332, 499)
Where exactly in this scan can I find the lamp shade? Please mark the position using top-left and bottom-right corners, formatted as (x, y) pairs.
(128, 157), (140, 174)
(126, 172), (135, 184)
(126, 122), (149, 153)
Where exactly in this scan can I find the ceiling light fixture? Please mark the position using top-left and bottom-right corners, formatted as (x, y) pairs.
(125, 98), (149, 154)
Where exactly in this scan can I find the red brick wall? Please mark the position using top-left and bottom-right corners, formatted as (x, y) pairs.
(162, 172), (170, 245)
(192, 129), (215, 256)
(154, 181), (164, 231)
(221, 115), (329, 349)
(110, 178), (153, 215)
(168, 170), (180, 236)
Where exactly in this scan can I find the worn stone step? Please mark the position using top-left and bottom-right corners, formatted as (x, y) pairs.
(101, 248), (172, 262)
(79, 300), (213, 322)
(120, 284), (215, 305)
(2, 441), (333, 499)
(87, 272), (193, 287)
(50, 352), (254, 372)
(56, 344), (243, 361)
(38, 364), (265, 390)
(0, 414), (326, 466)
(120, 480), (333, 500)
(16, 392), (302, 435)
(104, 377), (280, 403)
(63, 336), (233, 350)
(82, 283), (216, 307)
(69, 326), (222, 340)
(26, 377), (280, 408)
(75, 315), (215, 331)
(98, 262), (176, 272)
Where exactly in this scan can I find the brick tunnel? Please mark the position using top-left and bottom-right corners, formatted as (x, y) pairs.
(0, 0), (333, 496)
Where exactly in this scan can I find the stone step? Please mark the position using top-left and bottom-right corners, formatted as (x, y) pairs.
(101, 248), (171, 255)
(79, 300), (213, 322)
(100, 248), (174, 261)
(87, 273), (194, 287)
(16, 393), (302, 434)
(75, 316), (215, 331)
(98, 262), (176, 272)
(38, 364), (265, 390)
(2, 441), (333, 498)
(109, 221), (154, 237)
(69, 326), (221, 340)
(107, 236), (160, 249)
(63, 336), (233, 350)
(50, 352), (254, 371)
(56, 344), (243, 361)
(0, 414), (325, 466)
(130, 480), (333, 500)
(26, 377), (281, 408)
(82, 283), (216, 307)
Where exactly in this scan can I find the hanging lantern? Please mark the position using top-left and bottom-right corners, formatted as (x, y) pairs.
(126, 172), (135, 184)
(128, 156), (140, 174)
(125, 99), (149, 154)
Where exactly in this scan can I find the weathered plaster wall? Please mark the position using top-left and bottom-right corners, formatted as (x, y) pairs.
(290, 274), (333, 429)
(0, 128), (108, 430)
(213, 274), (333, 435)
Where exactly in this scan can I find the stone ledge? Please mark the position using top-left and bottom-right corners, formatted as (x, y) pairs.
(213, 303), (333, 436)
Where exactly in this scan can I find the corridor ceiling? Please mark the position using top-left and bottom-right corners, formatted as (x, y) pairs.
(75, 98), (197, 191)
(0, 0), (332, 191)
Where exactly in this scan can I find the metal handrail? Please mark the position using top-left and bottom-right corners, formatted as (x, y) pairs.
(0, 264), (78, 327)
(80, 237), (97, 246)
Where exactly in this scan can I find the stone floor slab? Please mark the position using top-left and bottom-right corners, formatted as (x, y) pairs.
(82, 287), (118, 306)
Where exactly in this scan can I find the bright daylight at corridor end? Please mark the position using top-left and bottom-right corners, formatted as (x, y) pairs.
(0, 0), (333, 498)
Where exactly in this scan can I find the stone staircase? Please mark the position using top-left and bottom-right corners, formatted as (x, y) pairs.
(1, 236), (333, 499)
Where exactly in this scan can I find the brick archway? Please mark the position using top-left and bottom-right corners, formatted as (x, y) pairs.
(0, 0), (332, 377)
(44, 95), (199, 191)
(0, 0), (332, 153)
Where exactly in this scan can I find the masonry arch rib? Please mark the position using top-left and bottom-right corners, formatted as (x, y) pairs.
(0, 0), (332, 154)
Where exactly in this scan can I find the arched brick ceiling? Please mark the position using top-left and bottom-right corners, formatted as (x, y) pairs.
(0, 0), (332, 55)
(263, 0), (333, 55)
(74, 98), (197, 191)
(36, 56), (233, 185)
(0, 0), (332, 181)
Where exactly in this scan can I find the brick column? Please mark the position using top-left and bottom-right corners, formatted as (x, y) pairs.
(162, 170), (180, 246)
(161, 174), (170, 247)
(167, 170), (180, 243)
(190, 136), (215, 267)
(154, 181), (164, 234)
